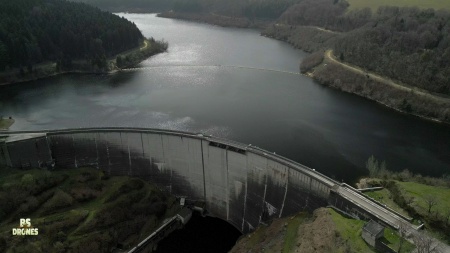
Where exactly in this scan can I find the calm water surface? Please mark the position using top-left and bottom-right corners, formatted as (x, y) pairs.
(0, 14), (449, 183)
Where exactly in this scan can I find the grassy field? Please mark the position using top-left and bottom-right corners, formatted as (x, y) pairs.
(396, 181), (450, 216)
(0, 118), (14, 130)
(365, 189), (410, 217)
(282, 213), (309, 253)
(231, 207), (414, 253)
(329, 208), (415, 253)
(329, 209), (375, 252)
(230, 212), (309, 253)
(347, 0), (450, 11)
(383, 227), (416, 253)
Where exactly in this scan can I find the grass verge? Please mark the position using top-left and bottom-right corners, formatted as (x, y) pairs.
(282, 213), (308, 253)
(329, 208), (374, 252)
(397, 181), (450, 217)
(365, 189), (410, 217)
(0, 118), (14, 130)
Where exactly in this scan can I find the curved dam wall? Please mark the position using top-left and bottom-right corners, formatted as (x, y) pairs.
(0, 128), (337, 233)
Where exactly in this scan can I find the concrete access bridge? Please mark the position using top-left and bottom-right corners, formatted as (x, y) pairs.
(0, 128), (413, 233)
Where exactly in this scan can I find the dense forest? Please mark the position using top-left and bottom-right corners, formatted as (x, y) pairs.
(0, 0), (144, 71)
(278, 0), (450, 95)
(333, 7), (450, 95)
(77, 0), (303, 20)
(273, 0), (450, 96)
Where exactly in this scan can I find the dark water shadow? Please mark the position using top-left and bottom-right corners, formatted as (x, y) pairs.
(154, 212), (242, 253)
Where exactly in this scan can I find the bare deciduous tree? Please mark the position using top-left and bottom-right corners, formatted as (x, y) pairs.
(424, 195), (438, 214)
(413, 231), (441, 253)
(444, 209), (450, 225)
(404, 195), (415, 206)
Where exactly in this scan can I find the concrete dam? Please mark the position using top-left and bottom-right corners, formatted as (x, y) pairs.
(0, 128), (410, 233)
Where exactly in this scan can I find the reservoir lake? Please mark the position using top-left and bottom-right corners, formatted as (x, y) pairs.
(0, 13), (449, 183)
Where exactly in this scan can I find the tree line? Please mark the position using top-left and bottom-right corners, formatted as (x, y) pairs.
(0, 0), (144, 72)
(77, 0), (303, 20)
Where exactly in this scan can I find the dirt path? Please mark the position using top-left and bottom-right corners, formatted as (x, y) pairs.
(309, 26), (341, 34)
(140, 40), (149, 50)
(325, 50), (450, 103)
(274, 23), (341, 34)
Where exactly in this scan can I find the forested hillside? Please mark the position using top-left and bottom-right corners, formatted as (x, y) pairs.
(274, 0), (450, 96)
(278, 0), (369, 31)
(0, 167), (180, 252)
(333, 7), (450, 95)
(77, 0), (303, 20)
(0, 0), (144, 71)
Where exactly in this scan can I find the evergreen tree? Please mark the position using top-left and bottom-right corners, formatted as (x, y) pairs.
(0, 41), (8, 71)
(0, 0), (144, 70)
(366, 155), (379, 178)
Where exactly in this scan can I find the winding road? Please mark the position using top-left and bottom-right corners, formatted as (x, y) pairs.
(325, 50), (450, 103)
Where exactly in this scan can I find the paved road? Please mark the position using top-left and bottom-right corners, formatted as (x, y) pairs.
(337, 185), (404, 229)
(325, 50), (450, 103)
(273, 23), (341, 34)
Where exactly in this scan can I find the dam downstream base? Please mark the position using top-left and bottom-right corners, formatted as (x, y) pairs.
(0, 128), (405, 234)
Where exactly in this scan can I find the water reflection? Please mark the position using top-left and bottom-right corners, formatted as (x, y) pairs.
(0, 14), (449, 183)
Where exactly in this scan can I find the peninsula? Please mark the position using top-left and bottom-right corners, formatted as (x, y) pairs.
(0, 0), (168, 86)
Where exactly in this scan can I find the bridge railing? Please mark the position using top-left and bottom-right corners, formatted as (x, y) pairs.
(341, 183), (413, 222)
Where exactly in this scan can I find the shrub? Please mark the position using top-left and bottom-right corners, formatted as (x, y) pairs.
(300, 51), (324, 73)
(41, 189), (74, 214)
(149, 202), (167, 218)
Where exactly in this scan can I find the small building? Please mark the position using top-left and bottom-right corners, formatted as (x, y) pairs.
(176, 207), (193, 225)
(362, 220), (385, 247)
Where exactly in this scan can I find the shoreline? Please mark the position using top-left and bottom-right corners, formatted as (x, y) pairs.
(0, 39), (166, 87)
(306, 50), (450, 125)
(0, 69), (120, 87)
(0, 60), (117, 87)
(157, 12), (450, 124)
